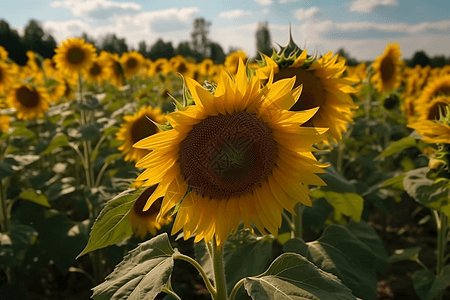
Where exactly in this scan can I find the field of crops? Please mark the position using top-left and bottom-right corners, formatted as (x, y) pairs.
(1, 37), (450, 300)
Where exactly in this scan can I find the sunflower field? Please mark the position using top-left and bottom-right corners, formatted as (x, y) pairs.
(1, 35), (450, 300)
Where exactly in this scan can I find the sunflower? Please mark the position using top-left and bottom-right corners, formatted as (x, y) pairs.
(83, 58), (107, 84)
(117, 106), (166, 162)
(371, 43), (402, 93)
(408, 120), (450, 144)
(100, 52), (124, 88)
(256, 50), (357, 143)
(169, 55), (196, 78)
(147, 58), (169, 77)
(421, 96), (450, 121)
(417, 75), (450, 108)
(0, 115), (11, 132)
(225, 50), (248, 75)
(120, 51), (145, 79)
(127, 185), (173, 238)
(43, 58), (60, 80)
(54, 38), (97, 76)
(7, 84), (50, 120)
(133, 60), (328, 247)
(0, 61), (14, 95)
(0, 46), (8, 61)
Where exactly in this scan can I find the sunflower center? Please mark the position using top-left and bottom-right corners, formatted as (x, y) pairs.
(427, 100), (449, 120)
(274, 68), (325, 125)
(179, 111), (277, 199)
(130, 116), (158, 144)
(154, 63), (162, 73)
(66, 47), (86, 65)
(432, 85), (450, 98)
(380, 57), (395, 83)
(0, 68), (3, 81)
(177, 63), (187, 73)
(16, 86), (40, 108)
(89, 62), (101, 75)
(126, 58), (138, 69)
(133, 186), (161, 217)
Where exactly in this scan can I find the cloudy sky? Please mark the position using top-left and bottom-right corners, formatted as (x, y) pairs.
(1, 0), (449, 61)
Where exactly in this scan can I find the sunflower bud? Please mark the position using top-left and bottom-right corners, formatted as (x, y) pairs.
(382, 93), (400, 110)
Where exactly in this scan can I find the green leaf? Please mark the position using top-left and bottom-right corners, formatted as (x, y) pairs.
(77, 189), (139, 258)
(80, 123), (102, 141)
(244, 252), (356, 300)
(105, 153), (123, 164)
(379, 174), (405, 191)
(284, 225), (379, 300)
(403, 167), (449, 214)
(19, 189), (51, 208)
(387, 246), (421, 264)
(0, 155), (40, 180)
(104, 126), (120, 137)
(312, 191), (364, 222)
(9, 127), (35, 139)
(92, 233), (175, 300)
(0, 224), (38, 268)
(40, 134), (69, 155)
(376, 136), (416, 160)
(413, 265), (450, 300)
(318, 165), (356, 193)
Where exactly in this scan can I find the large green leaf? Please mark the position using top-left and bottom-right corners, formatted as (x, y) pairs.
(284, 225), (379, 300)
(0, 224), (38, 268)
(318, 165), (356, 193)
(78, 189), (140, 258)
(0, 154), (40, 180)
(244, 252), (356, 300)
(387, 247), (421, 264)
(376, 137), (416, 160)
(40, 134), (69, 155)
(195, 229), (272, 296)
(403, 167), (450, 215)
(92, 233), (175, 300)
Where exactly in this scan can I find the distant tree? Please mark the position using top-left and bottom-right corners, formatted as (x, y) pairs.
(409, 50), (431, 67)
(100, 34), (128, 55)
(148, 39), (175, 60)
(81, 32), (98, 50)
(176, 41), (196, 60)
(22, 19), (56, 59)
(336, 48), (358, 66)
(209, 42), (225, 64)
(138, 40), (149, 58)
(431, 55), (447, 68)
(255, 22), (272, 57)
(191, 18), (211, 58)
(0, 19), (28, 65)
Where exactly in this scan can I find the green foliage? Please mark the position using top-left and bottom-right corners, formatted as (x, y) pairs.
(312, 190), (364, 222)
(92, 233), (175, 300)
(78, 189), (140, 258)
(413, 266), (450, 300)
(244, 253), (357, 300)
(376, 136), (417, 160)
(19, 189), (51, 207)
(0, 224), (38, 268)
(284, 224), (385, 300)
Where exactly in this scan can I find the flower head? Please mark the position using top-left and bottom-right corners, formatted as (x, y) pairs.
(371, 43), (403, 93)
(54, 38), (97, 76)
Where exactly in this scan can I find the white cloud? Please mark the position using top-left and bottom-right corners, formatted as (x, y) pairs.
(349, 0), (398, 13)
(50, 0), (142, 19)
(262, 8), (269, 15)
(219, 9), (252, 19)
(294, 7), (322, 21)
(254, 0), (273, 6)
(279, 0), (297, 3)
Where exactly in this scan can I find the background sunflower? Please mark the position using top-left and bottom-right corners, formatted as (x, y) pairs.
(371, 43), (403, 93)
(54, 38), (97, 76)
(6, 83), (50, 120)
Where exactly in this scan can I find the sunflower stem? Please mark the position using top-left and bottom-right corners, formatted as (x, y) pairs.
(0, 179), (8, 233)
(229, 278), (246, 300)
(211, 237), (228, 300)
(293, 203), (305, 239)
(173, 253), (216, 298)
(435, 210), (448, 300)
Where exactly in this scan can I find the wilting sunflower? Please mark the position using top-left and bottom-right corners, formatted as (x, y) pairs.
(117, 106), (166, 162)
(54, 38), (97, 76)
(127, 185), (172, 238)
(371, 43), (402, 93)
(0, 115), (11, 132)
(133, 60), (328, 247)
(257, 49), (357, 143)
(120, 51), (145, 79)
(7, 83), (50, 120)
(0, 61), (14, 95)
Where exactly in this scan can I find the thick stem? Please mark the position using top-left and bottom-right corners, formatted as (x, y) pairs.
(211, 238), (228, 300)
(0, 179), (8, 233)
(293, 203), (305, 239)
(436, 212), (448, 300)
(173, 253), (216, 298)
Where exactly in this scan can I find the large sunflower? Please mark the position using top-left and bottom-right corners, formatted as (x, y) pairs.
(257, 50), (357, 143)
(133, 60), (328, 247)
(417, 75), (450, 108)
(421, 96), (450, 121)
(54, 38), (97, 76)
(117, 106), (166, 162)
(371, 43), (402, 93)
(127, 185), (172, 238)
(7, 84), (50, 120)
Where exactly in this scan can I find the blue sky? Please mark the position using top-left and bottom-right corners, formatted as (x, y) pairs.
(1, 0), (449, 61)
